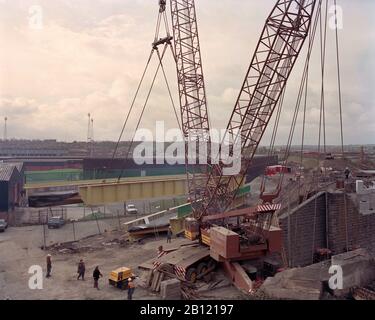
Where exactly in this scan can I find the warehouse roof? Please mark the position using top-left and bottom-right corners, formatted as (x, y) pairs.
(0, 163), (22, 181)
(4, 162), (24, 173)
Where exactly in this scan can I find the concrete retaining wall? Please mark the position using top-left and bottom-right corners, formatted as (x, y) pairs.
(327, 192), (375, 254)
(279, 192), (327, 267)
(280, 190), (375, 268)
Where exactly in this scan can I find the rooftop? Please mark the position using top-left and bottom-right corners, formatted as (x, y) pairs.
(0, 163), (23, 181)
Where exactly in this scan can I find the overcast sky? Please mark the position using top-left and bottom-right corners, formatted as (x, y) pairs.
(0, 0), (374, 145)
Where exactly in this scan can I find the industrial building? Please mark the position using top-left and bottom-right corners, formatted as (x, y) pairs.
(0, 162), (25, 214)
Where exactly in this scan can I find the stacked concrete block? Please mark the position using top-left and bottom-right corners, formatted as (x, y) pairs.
(160, 279), (181, 300)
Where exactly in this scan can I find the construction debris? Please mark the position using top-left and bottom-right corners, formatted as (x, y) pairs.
(45, 232), (130, 254)
(352, 287), (375, 300)
(48, 241), (103, 254)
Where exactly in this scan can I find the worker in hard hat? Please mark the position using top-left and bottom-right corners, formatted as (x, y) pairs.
(167, 226), (173, 243)
(77, 259), (86, 281)
(127, 278), (136, 300)
(93, 266), (103, 290)
(46, 254), (52, 278)
(344, 167), (350, 180)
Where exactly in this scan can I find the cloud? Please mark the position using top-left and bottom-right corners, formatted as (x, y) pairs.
(0, 0), (373, 145)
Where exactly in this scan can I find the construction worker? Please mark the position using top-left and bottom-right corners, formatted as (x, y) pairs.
(344, 167), (350, 180)
(167, 226), (172, 243)
(77, 259), (86, 280)
(93, 266), (103, 290)
(46, 254), (52, 278)
(127, 278), (136, 300)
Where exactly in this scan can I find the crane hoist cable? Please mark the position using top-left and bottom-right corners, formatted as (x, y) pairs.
(300, 0), (327, 204)
(334, 0), (345, 156)
(118, 52), (181, 182)
(156, 48), (181, 132)
(313, 0), (329, 258)
(316, 0), (328, 187)
(108, 1), (180, 181)
(299, 43), (310, 200)
(319, 0), (328, 156)
(110, 49), (155, 165)
(117, 44), (170, 182)
(333, 0), (348, 251)
(314, 0), (345, 259)
(262, 0), (323, 203)
(197, 0), (319, 221)
(259, 87), (286, 197)
(111, 2), (169, 164)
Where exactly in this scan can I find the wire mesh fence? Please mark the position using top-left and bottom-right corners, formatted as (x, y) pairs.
(18, 196), (188, 248)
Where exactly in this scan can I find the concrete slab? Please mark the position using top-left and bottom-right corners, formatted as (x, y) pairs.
(261, 249), (375, 300)
(331, 248), (375, 297)
(260, 267), (323, 300)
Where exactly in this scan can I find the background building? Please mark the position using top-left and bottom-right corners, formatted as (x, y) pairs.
(0, 163), (25, 216)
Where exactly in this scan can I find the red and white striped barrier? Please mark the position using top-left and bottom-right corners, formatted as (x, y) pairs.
(257, 203), (281, 212)
(174, 265), (186, 279)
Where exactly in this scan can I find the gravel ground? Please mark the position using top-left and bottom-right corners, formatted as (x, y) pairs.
(0, 223), (242, 300)
(0, 223), (159, 300)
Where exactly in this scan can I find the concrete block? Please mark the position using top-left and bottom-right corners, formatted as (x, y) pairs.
(160, 279), (181, 300)
(331, 249), (375, 296)
(261, 273), (322, 300)
(260, 266), (325, 300)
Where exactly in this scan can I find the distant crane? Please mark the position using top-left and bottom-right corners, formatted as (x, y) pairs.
(87, 113), (95, 157)
(360, 146), (365, 164)
(91, 118), (94, 142)
(90, 118), (95, 157)
(3, 117), (7, 141)
(87, 113), (91, 143)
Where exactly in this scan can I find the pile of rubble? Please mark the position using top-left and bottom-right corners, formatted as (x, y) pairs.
(352, 287), (375, 300)
(161, 279), (181, 300)
(46, 234), (129, 254)
(47, 241), (104, 254)
(139, 263), (201, 300)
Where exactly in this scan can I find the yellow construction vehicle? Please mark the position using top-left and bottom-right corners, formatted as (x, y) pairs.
(108, 267), (135, 290)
